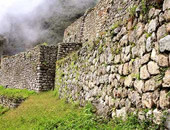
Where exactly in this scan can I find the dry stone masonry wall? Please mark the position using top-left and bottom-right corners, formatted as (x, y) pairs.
(63, 0), (136, 44)
(56, 0), (170, 128)
(0, 42), (82, 92)
(0, 95), (24, 108)
(0, 45), (58, 92)
(57, 43), (82, 60)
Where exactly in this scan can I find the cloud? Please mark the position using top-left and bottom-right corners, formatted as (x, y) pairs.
(0, 0), (99, 55)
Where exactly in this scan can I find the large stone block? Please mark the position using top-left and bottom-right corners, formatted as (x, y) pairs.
(147, 61), (160, 75)
(163, 0), (170, 11)
(158, 54), (169, 67)
(140, 65), (150, 80)
(142, 93), (154, 108)
(148, 18), (159, 33)
(160, 90), (170, 109)
(144, 78), (161, 92)
(134, 80), (144, 94)
(159, 35), (170, 52)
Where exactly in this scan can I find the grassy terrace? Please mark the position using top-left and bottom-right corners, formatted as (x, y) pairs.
(0, 105), (9, 116)
(0, 86), (35, 100)
(0, 91), (162, 130)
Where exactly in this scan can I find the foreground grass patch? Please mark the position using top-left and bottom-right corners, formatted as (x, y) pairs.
(0, 92), (83, 130)
(0, 105), (9, 116)
(0, 86), (35, 100)
(0, 91), (163, 130)
(0, 91), (113, 130)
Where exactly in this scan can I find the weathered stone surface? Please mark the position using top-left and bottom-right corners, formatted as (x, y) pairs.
(163, 69), (170, 87)
(140, 53), (150, 65)
(153, 109), (163, 125)
(159, 35), (170, 52)
(148, 18), (159, 33)
(128, 91), (141, 108)
(116, 107), (127, 118)
(158, 54), (169, 67)
(144, 78), (160, 92)
(123, 63), (129, 76)
(142, 93), (154, 108)
(128, 30), (136, 43)
(106, 66), (111, 73)
(151, 49), (158, 62)
(165, 110), (170, 130)
(149, 8), (155, 19)
(128, 60), (133, 74)
(114, 54), (121, 64)
(140, 65), (150, 79)
(136, 22), (144, 38)
(100, 54), (106, 64)
(132, 46), (138, 58)
(166, 23), (170, 33)
(134, 80), (144, 94)
(154, 9), (161, 17)
(127, 20), (133, 30)
(118, 64), (123, 75)
(159, 12), (165, 24)
(153, 90), (160, 107)
(108, 53), (114, 64)
(164, 10), (170, 22)
(0, 95), (24, 108)
(163, 0), (170, 11)
(146, 37), (153, 52)
(95, 103), (110, 117)
(137, 34), (146, 57)
(157, 25), (167, 40)
(138, 111), (145, 120)
(160, 90), (170, 109)
(120, 35), (128, 46)
(151, 32), (156, 41)
(147, 61), (160, 75)
(124, 75), (133, 87)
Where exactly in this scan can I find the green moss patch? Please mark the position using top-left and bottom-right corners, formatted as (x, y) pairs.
(0, 86), (35, 100)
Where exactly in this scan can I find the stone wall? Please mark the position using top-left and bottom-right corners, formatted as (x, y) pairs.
(56, 0), (170, 127)
(63, 17), (84, 43)
(63, 0), (137, 43)
(0, 45), (58, 92)
(57, 43), (82, 60)
(0, 42), (82, 92)
(0, 95), (24, 108)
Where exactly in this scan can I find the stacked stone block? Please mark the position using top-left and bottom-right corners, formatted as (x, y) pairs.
(0, 96), (24, 108)
(0, 45), (58, 92)
(57, 43), (82, 60)
(56, 0), (170, 128)
(63, 0), (135, 44)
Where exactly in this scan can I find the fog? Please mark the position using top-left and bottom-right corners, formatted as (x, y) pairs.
(0, 0), (99, 55)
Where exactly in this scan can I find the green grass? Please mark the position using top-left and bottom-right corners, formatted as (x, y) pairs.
(0, 105), (9, 116)
(0, 86), (35, 100)
(0, 91), (112, 130)
(0, 91), (163, 130)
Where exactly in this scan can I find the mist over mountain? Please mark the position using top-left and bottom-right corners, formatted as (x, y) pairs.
(0, 0), (99, 55)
